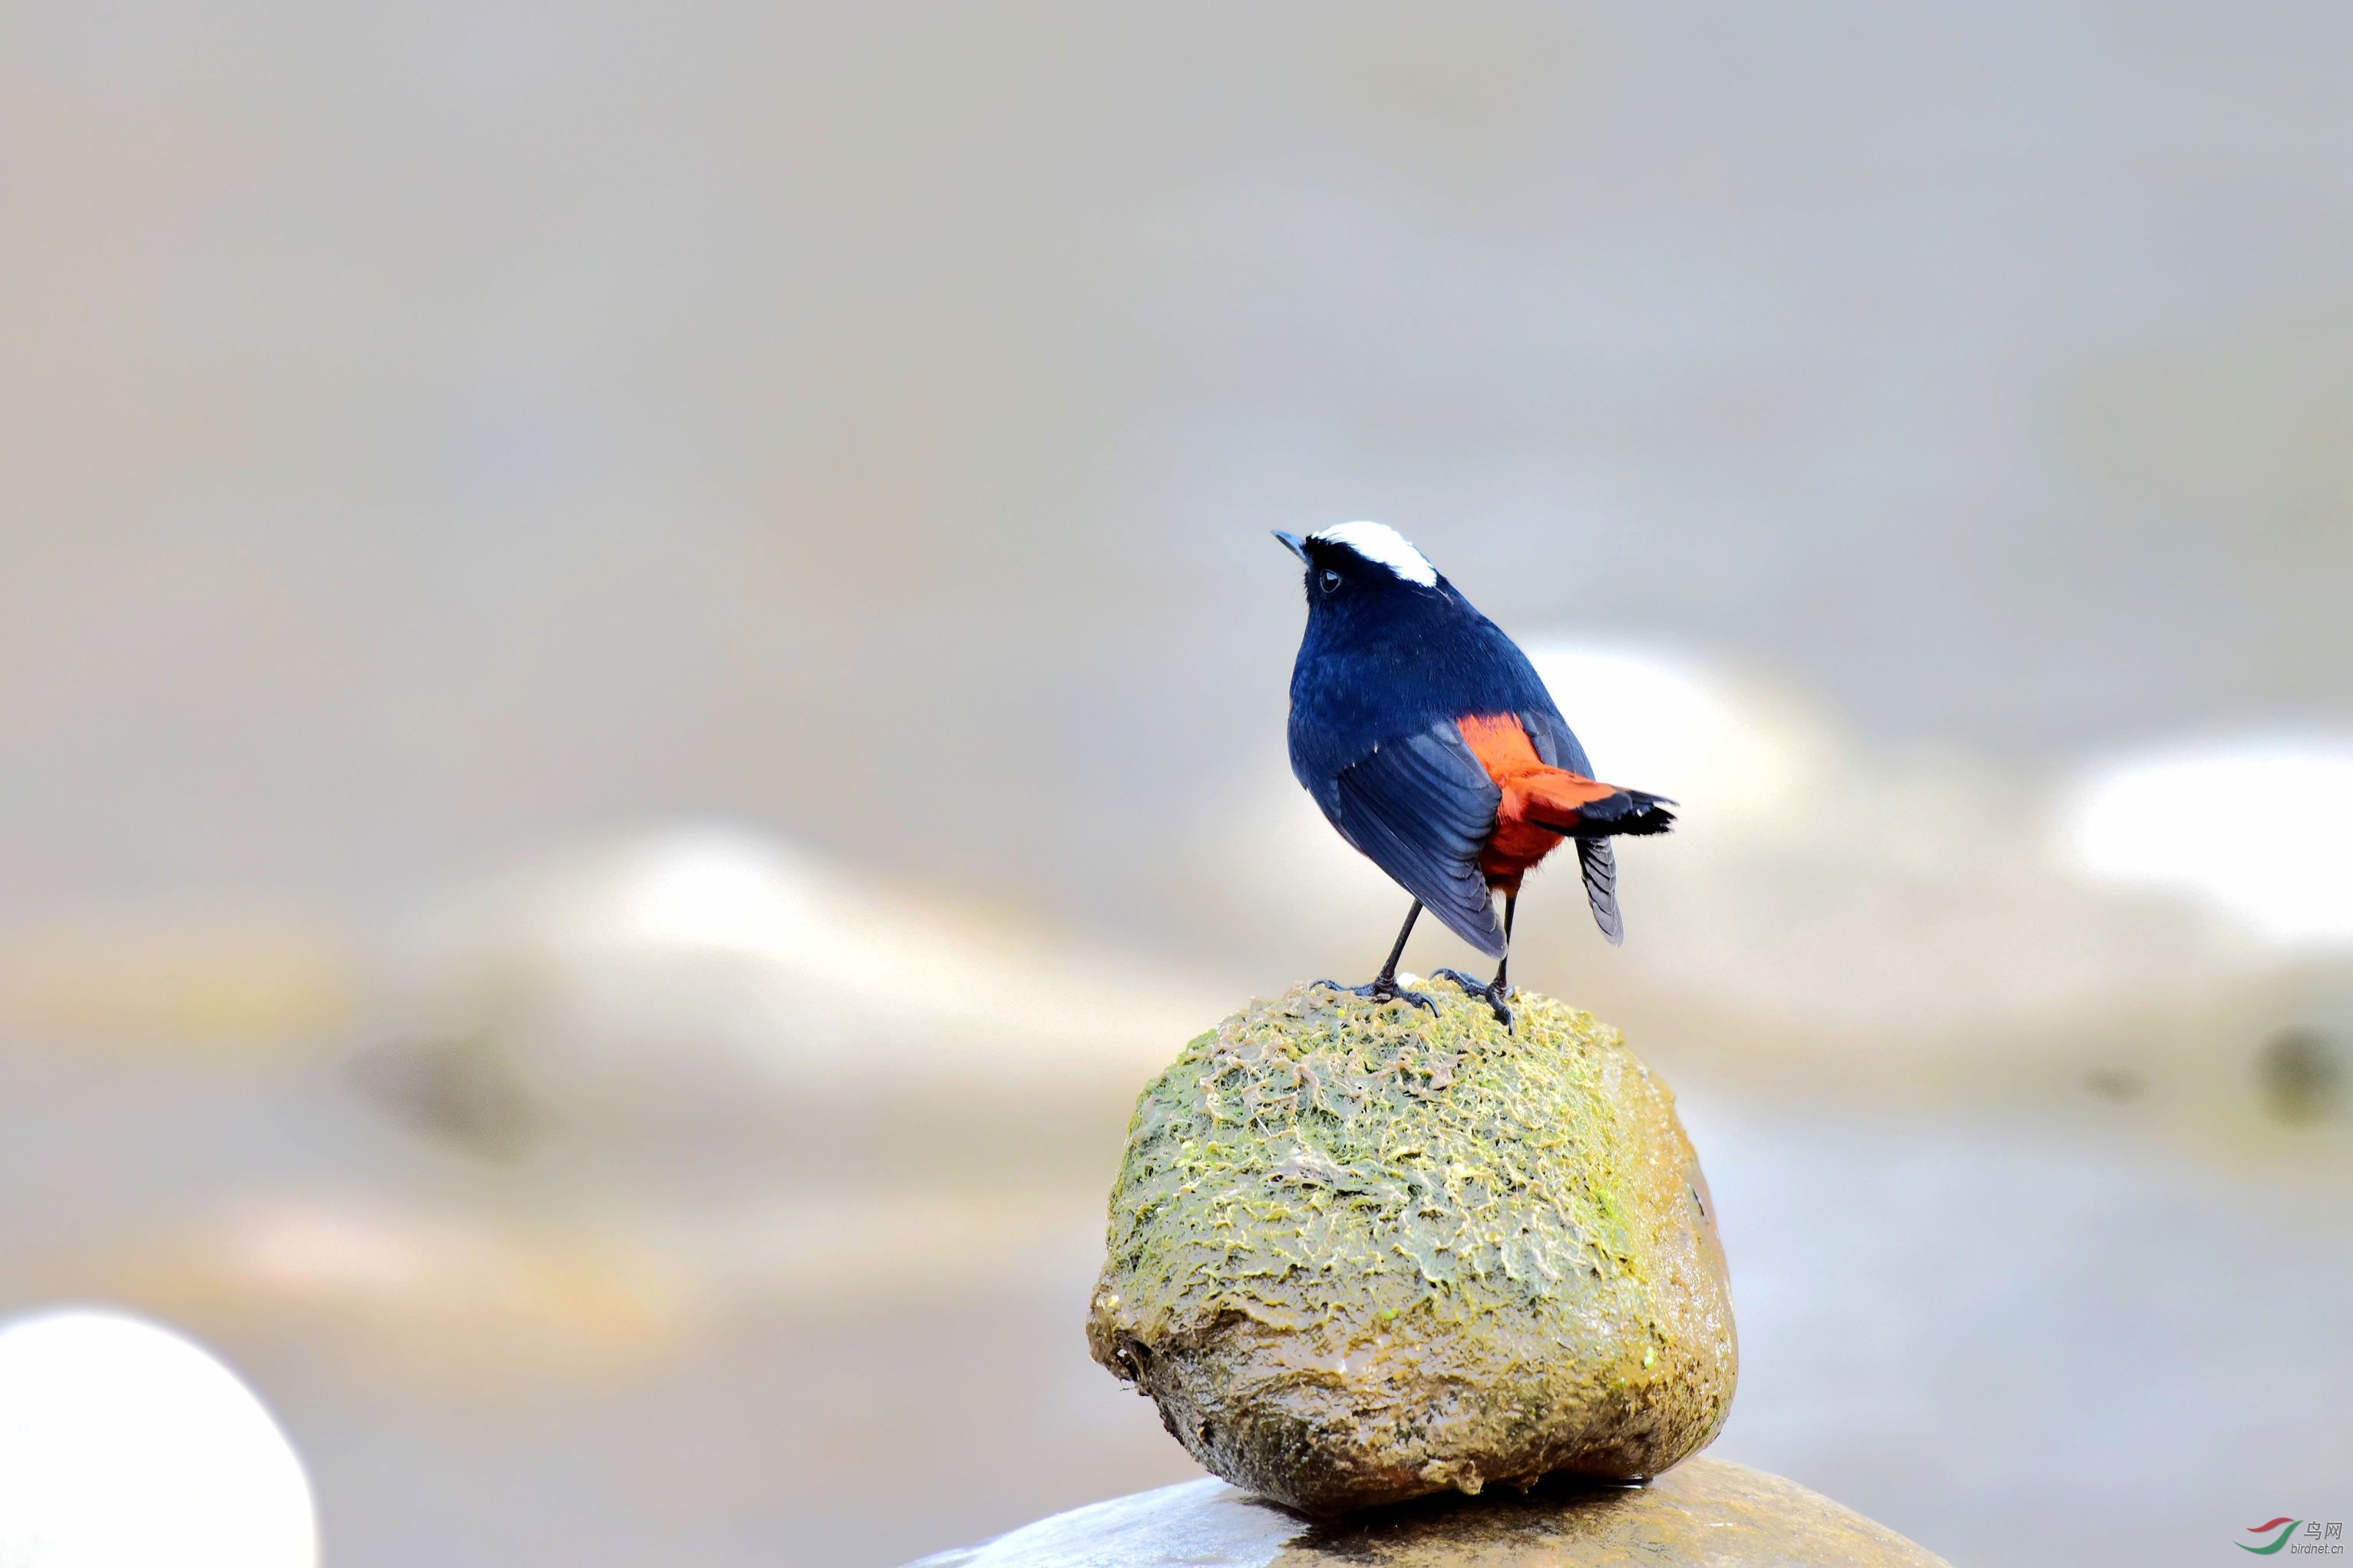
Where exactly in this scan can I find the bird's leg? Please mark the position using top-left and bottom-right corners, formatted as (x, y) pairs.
(1436, 890), (1517, 1029)
(1314, 900), (1437, 1015)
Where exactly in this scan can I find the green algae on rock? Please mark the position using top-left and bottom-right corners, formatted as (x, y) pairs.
(1086, 982), (1736, 1516)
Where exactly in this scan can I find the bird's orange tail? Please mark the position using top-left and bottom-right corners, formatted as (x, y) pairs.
(1515, 770), (1678, 839)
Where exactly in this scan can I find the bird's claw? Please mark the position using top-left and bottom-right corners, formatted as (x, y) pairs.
(1433, 969), (1515, 1031)
(1312, 979), (1439, 1016)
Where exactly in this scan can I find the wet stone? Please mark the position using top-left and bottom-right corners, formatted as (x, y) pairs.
(906, 1457), (1951, 1567)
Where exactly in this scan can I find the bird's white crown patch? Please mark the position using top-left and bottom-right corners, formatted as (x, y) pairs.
(1311, 520), (1439, 586)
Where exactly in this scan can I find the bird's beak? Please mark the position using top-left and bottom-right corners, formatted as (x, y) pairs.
(1272, 530), (1307, 563)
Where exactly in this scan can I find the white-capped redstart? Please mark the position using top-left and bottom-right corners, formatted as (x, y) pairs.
(1277, 521), (1675, 1027)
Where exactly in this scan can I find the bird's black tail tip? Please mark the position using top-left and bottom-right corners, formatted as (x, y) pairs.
(1584, 788), (1674, 837)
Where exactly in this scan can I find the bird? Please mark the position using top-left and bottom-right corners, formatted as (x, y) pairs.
(1275, 521), (1675, 1028)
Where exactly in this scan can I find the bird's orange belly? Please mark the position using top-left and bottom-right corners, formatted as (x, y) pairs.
(1479, 800), (1570, 884)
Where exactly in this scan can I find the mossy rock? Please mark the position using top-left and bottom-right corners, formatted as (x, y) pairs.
(1086, 982), (1736, 1515)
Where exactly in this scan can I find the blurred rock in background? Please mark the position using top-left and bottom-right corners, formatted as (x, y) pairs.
(0, 1309), (319, 1568)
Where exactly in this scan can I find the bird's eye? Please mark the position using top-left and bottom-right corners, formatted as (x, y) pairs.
(1320, 569), (1342, 594)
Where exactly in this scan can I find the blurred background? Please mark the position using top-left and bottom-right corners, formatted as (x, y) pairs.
(4, 2), (2352, 1563)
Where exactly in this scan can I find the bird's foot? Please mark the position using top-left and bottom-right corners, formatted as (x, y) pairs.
(1433, 969), (1514, 1031)
(1311, 977), (1439, 1016)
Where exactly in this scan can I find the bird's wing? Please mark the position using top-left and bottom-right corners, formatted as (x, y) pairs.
(1515, 705), (1593, 777)
(1518, 707), (1624, 945)
(1327, 722), (1507, 958)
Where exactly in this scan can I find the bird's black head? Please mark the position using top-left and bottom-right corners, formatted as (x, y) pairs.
(1271, 522), (1446, 619)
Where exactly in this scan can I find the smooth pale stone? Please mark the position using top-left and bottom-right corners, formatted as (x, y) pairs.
(1087, 985), (1736, 1514)
(905, 1457), (1951, 1567)
(0, 1309), (319, 1568)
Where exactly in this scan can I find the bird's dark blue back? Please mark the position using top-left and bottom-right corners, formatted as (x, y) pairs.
(1287, 555), (1590, 794)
